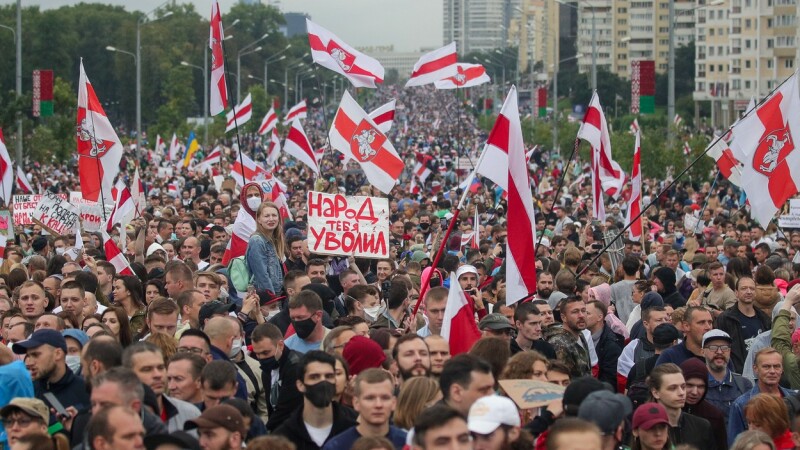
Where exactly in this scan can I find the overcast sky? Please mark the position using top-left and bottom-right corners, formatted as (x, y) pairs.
(0, 0), (442, 52)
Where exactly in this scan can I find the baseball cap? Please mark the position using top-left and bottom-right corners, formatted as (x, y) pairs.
(144, 431), (201, 450)
(702, 329), (733, 347)
(184, 404), (245, 435)
(632, 402), (670, 430)
(578, 390), (632, 434)
(723, 238), (740, 248)
(32, 236), (48, 252)
(478, 313), (514, 331)
(12, 329), (67, 354)
(62, 329), (89, 348)
(652, 323), (681, 347)
(146, 243), (166, 258)
(562, 376), (610, 416)
(467, 395), (520, 434)
(456, 265), (479, 280)
(0, 398), (50, 423)
(199, 301), (236, 328)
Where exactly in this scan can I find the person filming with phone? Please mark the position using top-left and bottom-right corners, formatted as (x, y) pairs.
(455, 265), (488, 320)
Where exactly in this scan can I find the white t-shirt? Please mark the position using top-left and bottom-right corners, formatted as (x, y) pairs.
(305, 422), (332, 447)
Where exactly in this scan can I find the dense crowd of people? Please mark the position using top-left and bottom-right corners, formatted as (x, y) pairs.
(3, 83), (800, 450)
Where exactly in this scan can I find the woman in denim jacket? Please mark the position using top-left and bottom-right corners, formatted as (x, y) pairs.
(246, 202), (285, 293)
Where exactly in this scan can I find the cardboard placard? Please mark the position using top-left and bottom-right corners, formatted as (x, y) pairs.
(32, 191), (81, 236)
(69, 192), (114, 232)
(306, 191), (390, 258)
(13, 194), (66, 226)
(0, 210), (14, 242)
(498, 379), (565, 409)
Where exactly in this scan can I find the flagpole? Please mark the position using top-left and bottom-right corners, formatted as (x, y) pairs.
(536, 137), (580, 250)
(690, 170), (719, 236)
(219, 37), (247, 185)
(412, 208), (461, 317)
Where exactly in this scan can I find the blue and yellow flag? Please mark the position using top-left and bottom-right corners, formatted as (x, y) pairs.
(183, 131), (199, 168)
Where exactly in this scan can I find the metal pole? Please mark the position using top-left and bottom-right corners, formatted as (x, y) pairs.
(553, 65), (558, 152)
(591, 7), (597, 91)
(263, 60), (268, 94)
(136, 21), (141, 151)
(284, 68), (288, 107)
(203, 48), (209, 148)
(667, 0), (676, 146)
(237, 54), (241, 104)
(12, 0), (21, 165)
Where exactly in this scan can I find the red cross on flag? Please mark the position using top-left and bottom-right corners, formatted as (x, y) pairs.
(307, 19), (385, 88)
(728, 72), (800, 226)
(329, 91), (404, 194)
(76, 59), (123, 203)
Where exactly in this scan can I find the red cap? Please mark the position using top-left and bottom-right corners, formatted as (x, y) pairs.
(632, 403), (670, 430)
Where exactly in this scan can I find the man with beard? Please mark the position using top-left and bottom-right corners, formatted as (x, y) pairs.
(716, 276), (771, 373)
(456, 265), (487, 317)
(424, 335), (450, 378)
(545, 297), (592, 377)
(285, 235), (308, 273)
(535, 272), (555, 303)
(273, 351), (357, 449)
(184, 404), (245, 450)
(322, 369), (407, 450)
(13, 328), (90, 413)
(511, 302), (556, 358)
(440, 354), (495, 416)
(702, 330), (752, 419)
(393, 334), (431, 384)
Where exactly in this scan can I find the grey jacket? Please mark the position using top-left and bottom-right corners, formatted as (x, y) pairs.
(163, 394), (201, 434)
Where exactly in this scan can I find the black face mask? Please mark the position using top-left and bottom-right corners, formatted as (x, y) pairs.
(303, 381), (336, 408)
(419, 223), (430, 231)
(292, 317), (317, 340)
(258, 356), (279, 372)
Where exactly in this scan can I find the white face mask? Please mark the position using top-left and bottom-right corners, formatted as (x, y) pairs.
(55, 247), (66, 256)
(364, 303), (383, 321)
(247, 197), (262, 211)
(66, 355), (81, 373)
(219, 287), (229, 301)
(266, 309), (280, 320)
(229, 338), (243, 358)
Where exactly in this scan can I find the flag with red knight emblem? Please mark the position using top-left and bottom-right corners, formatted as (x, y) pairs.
(16, 166), (33, 194)
(577, 92), (625, 200)
(0, 129), (13, 204)
(626, 131), (643, 241)
(434, 63), (490, 90)
(728, 72), (800, 226)
(266, 130), (281, 166)
(283, 101), (307, 125)
(209, 0), (229, 115)
(257, 107), (278, 135)
(405, 42), (459, 88)
(329, 91), (404, 194)
(284, 120), (319, 175)
(76, 59), (123, 203)
(307, 19), (385, 88)
(101, 230), (134, 276)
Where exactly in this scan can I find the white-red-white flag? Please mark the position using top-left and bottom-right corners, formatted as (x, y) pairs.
(673, 114), (683, 126)
(209, 0), (229, 115)
(472, 207), (480, 247)
(0, 129), (13, 204)
(259, 174), (292, 220)
(328, 91), (404, 194)
(500, 86), (538, 306)
(156, 134), (166, 154)
(434, 63), (490, 89)
(728, 72), (800, 226)
(221, 207), (256, 265)
(405, 42), (459, 88)
(131, 167), (145, 218)
(106, 180), (135, 232)
(101, 230), (134, 276)
(577, 92), (625, 199)
(629, 118), (640, 135)
(225, 93), (253, 133)
(0, 235), (7, 265)
(705, 135), (743, 187)
(284, 119), (319, 175)
(413, 152), (433, 183)
(626, 131), (643, 241)
(306, 19), (385, 88)
(168, 133), (182, 162)
(441, 272), (481, 355)
(198, 145), (222, 174)
(267, 130), (281, 166)
(283, 101), (307, 125)
(76, 59), (123, 204)
(369, 100), (396, 134)
(231, 152), (267, 187)
(683, 141), (691, 156)
(460, 232), (475, 248)
(15, 166), (33, 194)
(257, 107), (278, 135)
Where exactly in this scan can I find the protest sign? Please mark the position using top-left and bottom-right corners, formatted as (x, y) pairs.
(70, 192), (113, 232)
(32, 191), (81, 236)
(13, 194), (67, 226)
(307, 191), (390, 258)
(0, 211), (13, 241)
(498, 380), (565, 409)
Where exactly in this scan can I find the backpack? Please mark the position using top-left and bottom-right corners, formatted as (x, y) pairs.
(626, 359), (651, 410)
(228, 256), (252, 292)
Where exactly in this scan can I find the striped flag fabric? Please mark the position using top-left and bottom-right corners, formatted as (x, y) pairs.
(306, 18), (385, 88)
(441, 272), (481, 355)
(706, 135), (743, 187)
(198, 145), (222, 174)
(131, 167), (145, 217)
(626, 131), (643, 241)
(413, 152), (433, 183)
(673, 114), (683, 126)
(0, 129), (13, 204)
(225, 94), (253, 133)
(405, 42), (459, 88)
(221, 206), (256, 266)
(683, 141), (691, 156)
(369, 100), (396, 133)
(283, 101), (307, 125)
(156, 134), (166, 155)
(501, 86), (538, 305)
(106, 180), (135, 232)
(629, 118), (640, 135)
(266, 130), (281, 166)
(16, 166), (33, 194)
(182, 131), (200, 168)
(434, 63), (490, 89)
(231, 152), (268, 187)
(258, 107), (278, 135)
(283, 119), (319, 175)
(168, 133), (182, 162)
(101, 230), (134, 276)
(577, 92), (626, 202)
(209, 0), (229, 115)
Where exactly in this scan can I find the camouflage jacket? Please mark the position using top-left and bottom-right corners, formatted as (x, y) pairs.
(544, 326), (591, 378)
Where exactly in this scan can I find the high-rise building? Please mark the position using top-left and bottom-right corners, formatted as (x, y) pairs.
(281, 12), (309, 38)
(443, 0), (521, 53)
(693, 0), (798, 126)
(509, 0), (560, 83)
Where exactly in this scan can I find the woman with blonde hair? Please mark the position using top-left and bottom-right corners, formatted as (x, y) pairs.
(730, 430), (776, 450)
(393, 377), (441, 430)
(501, 350), (549, 382)
(246, 202), (285, 293)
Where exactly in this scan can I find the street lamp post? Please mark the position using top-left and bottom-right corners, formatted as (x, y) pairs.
(264, 43), (292, 95)
(0, 17), (21, 165)
(106, 47), (138, 143)
(180, 60), (208, 147)
(237, 33), (269, 103)
(136, 4), (173, 151)
(284, 58), (307, 107)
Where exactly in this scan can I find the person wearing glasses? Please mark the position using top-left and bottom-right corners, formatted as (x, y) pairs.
(0, 398), (49, 448)
(703, 329), (753, 420)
